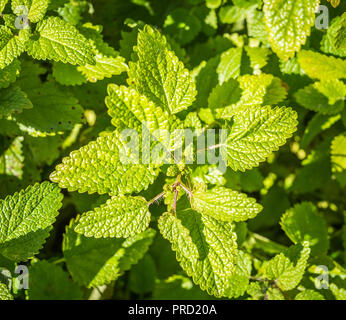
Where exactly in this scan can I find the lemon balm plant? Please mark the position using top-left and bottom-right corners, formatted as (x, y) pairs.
(0, 0), (345, 300)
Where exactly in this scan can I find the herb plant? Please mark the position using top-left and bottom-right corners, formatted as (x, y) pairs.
(0, 0), (345, 301)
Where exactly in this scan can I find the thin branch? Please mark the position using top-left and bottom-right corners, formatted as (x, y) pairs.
(148, 191), (165, 207)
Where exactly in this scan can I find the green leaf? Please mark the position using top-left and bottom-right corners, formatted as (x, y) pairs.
(27, 260), (83, 300)
(215, 74), (286, 119)
(191, 186), (262, 222)
(0, 282), (13, 300)
(294, 84), (344, 115)
(26, 17), (95, 66)
(225, 105), (298, 171)
(297, 50), (346, 80)
(330, 283), (346, 300)
(237, 74), (277, 106)
(63, 219), (156, 288)
(26, 135), (61, 166)
(13, 82), (84, 137)
(206, 0), (222, 9)
(0, 136), (24, 178)
(12, 0), (49, 23)
(245, 46), (271, 71)
(262, 242), (310, 291)
(57, 0), (89, 25)
(0, 182), (63, 262)
(314, 80), (346, 105)
(0, 27), (29, 69)
(0, 59), (21, 89)
(193, 57), (219, 109)
(106, 84), (183, 151)
(247, 9), (268, 45)
(226, 249), (253, 298)
(321, 16), (346, 57)
(208, 79), (242, 110)
(52, 62), (87, 86)
(219, 5), (247, 24)
(128, 25), (197, 114)
(266, 288), (285, 300)
(335, 12), (346, 51)
(217, 47), (242, 84)
(0, 85), (32, 119)
(262, 77), (288, 105)
(158, 207), (239, 298)
(129, 254), (156, 295)
(74, 195), (151, 238)
(295, 290), (324, 300)
(77, 54), (127, 83)
(281, 202), (329, 255)
(263, 0), (320, 61)
(331, 133), (346, 173)
(0, 0), (9, 13)
(50, 130), (159, 195)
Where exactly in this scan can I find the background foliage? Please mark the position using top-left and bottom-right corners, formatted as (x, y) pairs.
(0, 0), (345, 300)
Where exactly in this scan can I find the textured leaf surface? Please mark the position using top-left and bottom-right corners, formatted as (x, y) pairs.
(128, 25), (197, 114)
(217, 47), (242, 84)
(281, 202), (329, 255)
(314, 80), (346, 105)
(75, 195), (151, 238)
(0, 85), (32, 119)
(215, 74), (287, 119)
(0, 27), (29, 69)
(263, 0), (320, 61)
(330, 283), (346, 300)
(106, 84), (181, 132)
(0, 59), (21, 89)
(50, 131), (158, 195)
(321, 16), (346, 57)
(106, 84), (183, 150)
(226, 105), (298, 171)
(191, 186), (262, 222)
(27, 260), (83, 300)
(0, 182), (63, 262)
(0, 282), (13, 300)
(26, 17), (95, 65)
(297, 50), (346, 80)
(78, 54), (127, 82)
(262, 243), (310, 291)
(0, 136), (24, 178)
(295, 290), (324, 300)
(63, 219), (155, 287)
(12, 0), (49, 23)
(245, 46), (270, 71)
(158, 207), (239, 298)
